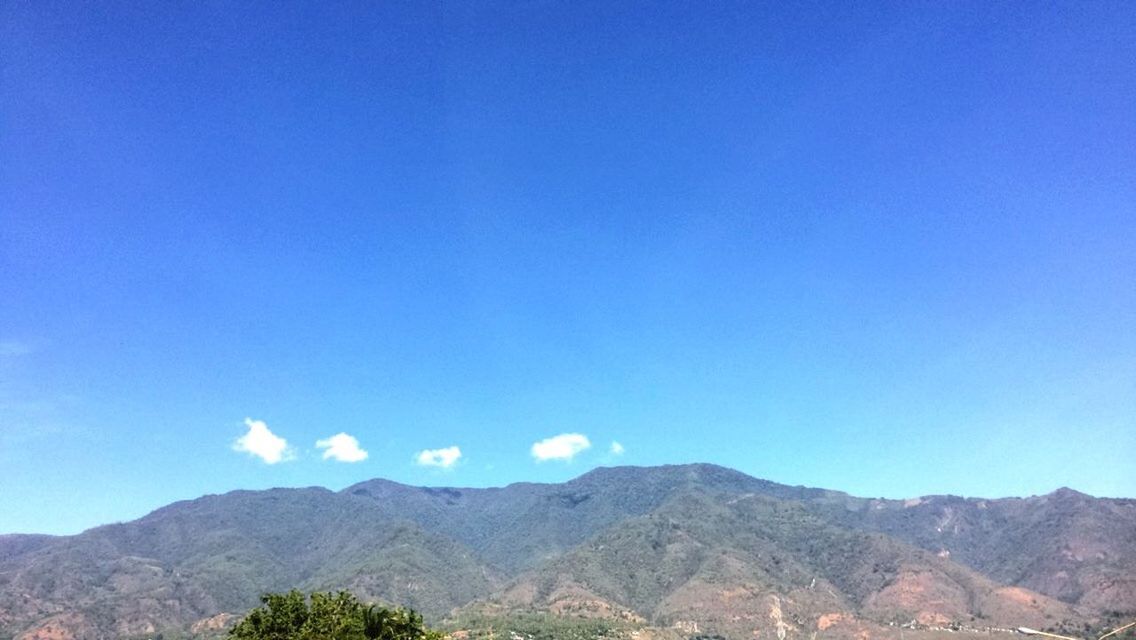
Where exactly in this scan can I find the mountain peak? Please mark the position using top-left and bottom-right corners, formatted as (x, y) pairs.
(1049, 486), (1092, 499)
(572, 461), (747, 481)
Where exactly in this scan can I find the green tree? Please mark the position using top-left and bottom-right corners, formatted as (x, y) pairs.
(362, 605), (396, 640)
(362, 605), (442, 640)
(229, 591), (440, 640)
(230, 591), (311, 640)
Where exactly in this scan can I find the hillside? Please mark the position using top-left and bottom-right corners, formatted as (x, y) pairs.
(1, 464), (1131, 640)
(803, 488), (1136, 613)
(344, 464), (1136, 613)
(0, 489), (494, 639)
(480, 489), (1075, 638)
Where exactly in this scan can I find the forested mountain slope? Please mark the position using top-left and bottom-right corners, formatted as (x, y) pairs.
(1, 465), (1130, 640)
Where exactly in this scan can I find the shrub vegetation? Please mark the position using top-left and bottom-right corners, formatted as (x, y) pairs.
(229, 591), (442, 640)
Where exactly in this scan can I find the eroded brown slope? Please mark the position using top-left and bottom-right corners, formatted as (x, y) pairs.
(477, 489), (1077, 639)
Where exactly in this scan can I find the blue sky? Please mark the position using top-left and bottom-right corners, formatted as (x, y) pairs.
(2, 2), (1134, 536)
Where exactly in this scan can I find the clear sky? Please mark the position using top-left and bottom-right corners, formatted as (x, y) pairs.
(2, 2), (1134, 536)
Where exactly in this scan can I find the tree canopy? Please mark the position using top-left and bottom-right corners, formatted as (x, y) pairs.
(229, 591), (443, 640)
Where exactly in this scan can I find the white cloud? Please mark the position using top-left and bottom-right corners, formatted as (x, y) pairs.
(416, 446), (462, 469)
(233, 418), (295, 464)
(531, 433), (591, 462)
(610, 441), (625, 456)
(316, 432), (369, 463)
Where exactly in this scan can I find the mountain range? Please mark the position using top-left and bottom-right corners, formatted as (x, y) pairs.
(1, 464), (1133, 640)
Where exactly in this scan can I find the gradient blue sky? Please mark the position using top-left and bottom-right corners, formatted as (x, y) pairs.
(2, 2), (1134, 536)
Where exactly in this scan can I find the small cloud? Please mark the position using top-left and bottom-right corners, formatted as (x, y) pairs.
(316, 432), (369, 463)
(416, 446), (462, 469)
(531, 433), (591, 462)
(610, 441), (625, 456)
(233, 418), (295, 464)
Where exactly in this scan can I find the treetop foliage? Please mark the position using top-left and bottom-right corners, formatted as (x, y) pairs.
(229, 590), (443, 640)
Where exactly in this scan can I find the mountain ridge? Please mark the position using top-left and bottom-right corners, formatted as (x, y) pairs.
(4, 465), (1117, 539)
(2, 463), (1132, 640)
